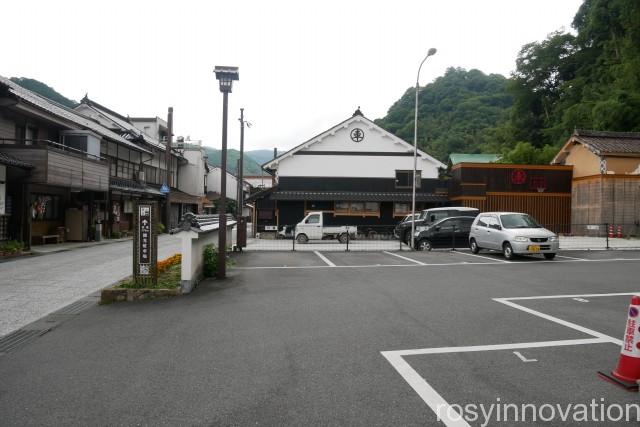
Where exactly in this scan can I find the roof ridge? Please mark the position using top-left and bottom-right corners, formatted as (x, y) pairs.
(575, 129), (640, 139)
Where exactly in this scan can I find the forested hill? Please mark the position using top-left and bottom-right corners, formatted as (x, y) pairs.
(374, 68), (512, 163)
(10, 77), (78, 108)
(376, 0), (640, 164)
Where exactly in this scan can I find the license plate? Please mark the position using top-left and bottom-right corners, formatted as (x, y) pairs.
(528, 245), (540, 252)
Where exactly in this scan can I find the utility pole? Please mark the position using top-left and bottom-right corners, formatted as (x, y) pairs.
(165, 107), (173, 229)
(238, 108), (245, 218)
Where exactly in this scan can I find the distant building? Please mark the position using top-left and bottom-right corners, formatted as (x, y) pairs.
(449, 162), (573, 232)
(244, 175), (273, 190)
(552, 130), (640, 235)
(448, 153), (500, 168)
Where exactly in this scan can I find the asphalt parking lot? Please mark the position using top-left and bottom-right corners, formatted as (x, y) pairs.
(1, 249), (640, 426)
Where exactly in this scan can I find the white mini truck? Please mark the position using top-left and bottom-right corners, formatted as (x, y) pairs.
(288, 211), (357, 244)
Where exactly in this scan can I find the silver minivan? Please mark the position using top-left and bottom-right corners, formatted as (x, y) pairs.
(468, 212), (559, 260)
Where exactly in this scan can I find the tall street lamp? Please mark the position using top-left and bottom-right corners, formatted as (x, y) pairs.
(214, 65), (239, 278)
(411, 48), (437, 250)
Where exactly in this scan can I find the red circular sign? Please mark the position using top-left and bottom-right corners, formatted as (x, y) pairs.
(511, 169), (527, 185)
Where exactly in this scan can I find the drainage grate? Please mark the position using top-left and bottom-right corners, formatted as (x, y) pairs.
(0, 329), (49, 355)
(54, 300), (95, 315)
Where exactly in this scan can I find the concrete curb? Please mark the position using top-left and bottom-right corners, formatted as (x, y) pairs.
(100, 287), (181, 304)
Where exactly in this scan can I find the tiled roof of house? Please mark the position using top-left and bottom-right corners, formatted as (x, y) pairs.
(0, 151), (33, 169)
(573, 130), (640, 155)
(0, 76), (151, 154)
(109, 177), (164, 196)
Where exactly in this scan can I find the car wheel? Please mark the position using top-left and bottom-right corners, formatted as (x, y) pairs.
(296, 234), (309, 244)
(338, 233), (348, 244)
(470, 238), (480, 254)
(544, 253), (556, 260)
(503, 242), (515, 260)
(418, 239), (432, 251)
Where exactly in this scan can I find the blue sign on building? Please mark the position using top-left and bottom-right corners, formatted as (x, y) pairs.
(160, 183), (170, 194)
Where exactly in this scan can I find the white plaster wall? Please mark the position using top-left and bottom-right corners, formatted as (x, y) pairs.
(207, 167), (240, 201)
(178, 149), (206, 196)
(276, 155), (438, 178)
(273, 117), (442, 179)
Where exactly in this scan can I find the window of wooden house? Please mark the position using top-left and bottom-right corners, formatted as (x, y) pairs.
(335, 201), (350, 214)
(395, 170), (421, 189)
(393, 202), (410, 217)
(334, 201), (380, 217)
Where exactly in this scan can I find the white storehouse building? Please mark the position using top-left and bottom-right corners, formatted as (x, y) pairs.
(248, 109), (447, 233)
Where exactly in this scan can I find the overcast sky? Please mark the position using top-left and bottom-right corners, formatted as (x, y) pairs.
(4, 0), (583, 153)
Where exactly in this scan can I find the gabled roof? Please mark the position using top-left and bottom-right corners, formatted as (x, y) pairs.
(448, 153), (501, 166)
(0, 76), (151, 154)
(553, 130), (640, 164)
(262, 114), (446, 170)
(77, 96), (167, 151)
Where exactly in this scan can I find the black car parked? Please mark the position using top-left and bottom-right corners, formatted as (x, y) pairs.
(414, 216), (476, 251)
(394, 207), (480, 244)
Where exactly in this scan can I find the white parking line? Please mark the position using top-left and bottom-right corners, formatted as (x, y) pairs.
(493, 298), (622, 345)
(556, 254), (586, 261)
(381, 337), (608, 427)
(451, 250), (508, 263)
(382, 251), (426, 265)
(314, 251), (336, 267)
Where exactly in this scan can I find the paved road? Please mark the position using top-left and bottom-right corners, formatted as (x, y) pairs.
(0, 235), (181, 337)
(1, 250), (639, 425)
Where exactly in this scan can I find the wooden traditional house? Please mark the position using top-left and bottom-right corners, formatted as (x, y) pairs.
(552, 130), (640, 236)
(247, 109), (448, 234)
(449, 163), (573, 233)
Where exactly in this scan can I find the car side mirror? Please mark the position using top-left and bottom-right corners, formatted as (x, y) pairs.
(491, 224), (502, 230)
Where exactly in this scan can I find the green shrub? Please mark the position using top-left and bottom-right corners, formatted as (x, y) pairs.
(203, 244), (218, 278)
(157, 223), (166, 234)
(0, 240), (24, 254)
(111, 231), (121, 239)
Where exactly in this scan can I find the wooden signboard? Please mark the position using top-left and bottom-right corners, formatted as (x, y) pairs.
(133, 200), (158, 287)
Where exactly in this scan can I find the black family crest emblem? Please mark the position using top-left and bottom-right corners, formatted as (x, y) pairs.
(350, 128), (364, 142)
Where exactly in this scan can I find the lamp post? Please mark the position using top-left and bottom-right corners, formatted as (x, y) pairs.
(214, 65), (239, 278)
(410, 48), (437, 250)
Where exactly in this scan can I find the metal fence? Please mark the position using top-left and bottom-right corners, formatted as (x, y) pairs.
(244, 222), (640, 252)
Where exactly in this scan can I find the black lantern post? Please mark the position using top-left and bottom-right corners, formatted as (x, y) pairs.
(214, 65), (239, 278)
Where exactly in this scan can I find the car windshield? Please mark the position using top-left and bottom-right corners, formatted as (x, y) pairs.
(500, 214), (542, 229)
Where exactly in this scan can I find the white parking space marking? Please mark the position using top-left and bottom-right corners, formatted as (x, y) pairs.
(314, 251), (336, 267)
(500, 292), (638, 301)
(382, 251), (426, 265)
(382, 338), (608, 427)
(513, 351), (537, 362)
(493, 297), (623, 345)
(382, 292), (640, 424)
(556, 255), (586, 261)
(451, 250), (509, 263)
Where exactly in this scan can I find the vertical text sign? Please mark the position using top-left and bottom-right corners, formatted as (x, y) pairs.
(138, 204), (151, 275)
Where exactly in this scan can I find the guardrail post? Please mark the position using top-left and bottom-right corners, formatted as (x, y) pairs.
(292, 226), (295, 251)
(605, 222), (609, 250)
(345, 231), (350, 252)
